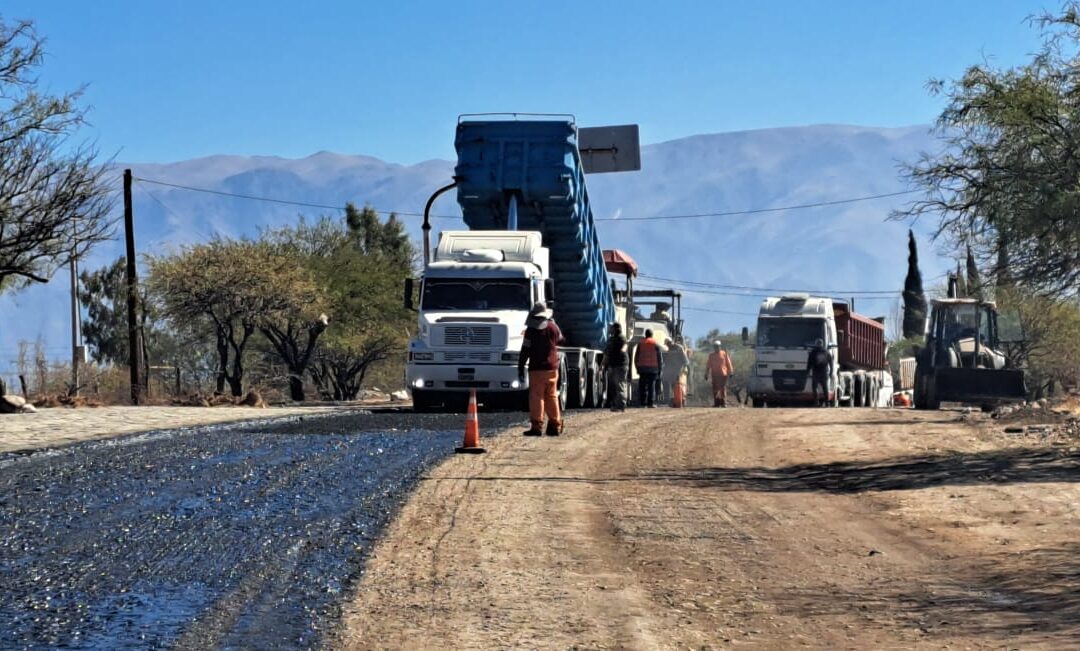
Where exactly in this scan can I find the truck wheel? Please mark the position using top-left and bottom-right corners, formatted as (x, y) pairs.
(566, 369), (583, 409)
(853, 374), (865, 407)
(585, 364), (604, 409)
(752, 398), (765, 408)
(557, 358), (568, 412)
(925, 375), (941, 410)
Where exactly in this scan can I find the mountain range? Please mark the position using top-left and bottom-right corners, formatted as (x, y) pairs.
(0, 123), (953, 377)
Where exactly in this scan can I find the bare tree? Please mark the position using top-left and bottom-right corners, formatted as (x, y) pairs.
(0, 19), (114, 291)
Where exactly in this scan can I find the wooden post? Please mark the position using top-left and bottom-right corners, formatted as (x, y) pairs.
(175, 366), (182, 397)
(70, 255), (81, 396)
(124, 169), (143, 405)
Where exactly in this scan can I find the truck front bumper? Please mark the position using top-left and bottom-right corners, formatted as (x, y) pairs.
(406, 363), (525, 395)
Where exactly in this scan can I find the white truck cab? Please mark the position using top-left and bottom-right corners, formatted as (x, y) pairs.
(748, 294), (890, 408)
(406, 230), (553, 410)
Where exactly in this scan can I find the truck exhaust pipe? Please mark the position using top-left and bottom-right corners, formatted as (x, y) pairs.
(423, 179), (460, 266)
(508, 194), (519, 231)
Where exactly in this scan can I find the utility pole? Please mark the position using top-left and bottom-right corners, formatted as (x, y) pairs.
(69, 254), (81, 397)
(124, 169), (142, 405)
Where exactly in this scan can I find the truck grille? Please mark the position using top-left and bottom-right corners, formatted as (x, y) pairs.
(436, 324), (505, 347)
(443, 351), (494, 363)
(772, 370), (808, 392)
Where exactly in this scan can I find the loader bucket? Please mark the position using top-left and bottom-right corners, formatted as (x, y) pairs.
(933, 367), (1027, 404)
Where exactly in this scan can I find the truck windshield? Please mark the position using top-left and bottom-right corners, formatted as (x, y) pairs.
(422, 278), (531, 311)
(757, 319), (825, 348)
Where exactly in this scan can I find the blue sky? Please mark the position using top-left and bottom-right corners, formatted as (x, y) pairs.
(3, 1), (1046, 164)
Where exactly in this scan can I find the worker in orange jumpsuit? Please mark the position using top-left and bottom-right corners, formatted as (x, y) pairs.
(704, 340), (734, 407)
(518, 302), (565, 436)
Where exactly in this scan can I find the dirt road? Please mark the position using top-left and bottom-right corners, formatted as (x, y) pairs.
(340, 407), (1080, 650)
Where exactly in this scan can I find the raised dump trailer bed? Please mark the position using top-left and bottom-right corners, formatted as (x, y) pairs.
(454, 117), (615, 349)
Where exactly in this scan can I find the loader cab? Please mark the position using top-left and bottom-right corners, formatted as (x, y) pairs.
(927, 299), (1004, 370)
(914, 298), (1026, 409)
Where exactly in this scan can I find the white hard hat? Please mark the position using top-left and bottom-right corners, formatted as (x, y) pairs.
(714, 340), (722, 347)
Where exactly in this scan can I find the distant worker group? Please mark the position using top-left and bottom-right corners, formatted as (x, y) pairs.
(518, 307), (733, 423)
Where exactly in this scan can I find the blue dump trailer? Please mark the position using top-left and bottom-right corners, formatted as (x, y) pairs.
(454, 118), (616, 350)
(406, 116), (638, 411)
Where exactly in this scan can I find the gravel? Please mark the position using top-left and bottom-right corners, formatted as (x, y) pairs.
(0, 409), (525, 649)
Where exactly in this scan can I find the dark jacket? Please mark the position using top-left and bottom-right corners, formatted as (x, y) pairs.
(806, 346), (831, 376)
(603, 333), (628, 368)
(519, 319), (564, 373)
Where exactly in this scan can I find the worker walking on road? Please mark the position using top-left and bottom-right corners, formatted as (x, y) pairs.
(634, 329), (663, 408)
(704, 340), (734, 407)
(661, 339), (690, 404)
(601, 322), (628, 412)
(518, 302), (565, 436)
(807, 338), (832, 407)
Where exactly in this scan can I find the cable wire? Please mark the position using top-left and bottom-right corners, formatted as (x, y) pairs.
(638, 273), (901, 295)
(595, 189), (918, 222)
(133, 176), (917, 223)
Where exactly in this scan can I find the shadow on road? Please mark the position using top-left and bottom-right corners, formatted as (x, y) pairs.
(631, 447), (1080, 493)
(771, 543), (1080, 638)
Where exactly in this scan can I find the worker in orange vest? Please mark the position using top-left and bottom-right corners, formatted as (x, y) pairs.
(634, 329), (663, 408)
(704, 340), (734, 407)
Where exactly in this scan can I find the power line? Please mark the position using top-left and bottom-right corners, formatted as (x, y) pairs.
(134, 175), (917, 224)
(134, 176), (455, 219)
(595, 189), (918, 222)
(682, 306), (759, 316)
(638, 273), (901, 295)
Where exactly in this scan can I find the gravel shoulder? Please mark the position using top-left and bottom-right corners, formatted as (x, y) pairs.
(338, 407), (1080, 649)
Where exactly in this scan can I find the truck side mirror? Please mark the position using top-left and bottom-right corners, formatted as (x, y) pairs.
(404, 278), (415, 310)
(544, 278), (556, 309)
(741, 326), (750, 345)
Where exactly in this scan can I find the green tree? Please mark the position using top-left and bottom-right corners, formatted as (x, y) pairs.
(79, 257), (130, 366)
(306, 206), (415, 400)
(996, 287), (1080, 397)
(0, 19), (113, 292)
(966, 245), (983, 300)
(259, 218), (341, 400)
(148, 239), (322, 397)
(901, 230), (928, 338)
(900, 6), (1080, 297)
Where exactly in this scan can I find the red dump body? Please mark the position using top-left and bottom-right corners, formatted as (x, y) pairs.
(833, 303), (887, 371)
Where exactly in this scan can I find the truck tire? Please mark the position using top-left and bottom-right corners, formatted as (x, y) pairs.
(853, 373), (865, 407)
(566, 369), (584, 409)
(585, 363), (605, 409)
(925, 374), (941, 410)
(557, 358), (568, 413)
(752, 398), (765, 408)
(411, 390), (433, 413)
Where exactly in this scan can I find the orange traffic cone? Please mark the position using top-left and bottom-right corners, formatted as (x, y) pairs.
(672, 381), (685, 408)
(455, 389), (486, 454)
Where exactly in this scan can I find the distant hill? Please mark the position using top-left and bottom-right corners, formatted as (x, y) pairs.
(0, 124), (951, 375)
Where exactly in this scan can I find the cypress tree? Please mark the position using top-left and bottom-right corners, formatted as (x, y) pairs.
(966, 245), (983, 300)
(902, 230), (928, 338)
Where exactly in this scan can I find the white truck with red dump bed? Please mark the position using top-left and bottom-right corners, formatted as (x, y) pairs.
(748, 294), (891, 407)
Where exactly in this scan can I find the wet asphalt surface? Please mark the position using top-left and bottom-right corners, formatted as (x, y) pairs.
(0, 410), (526, 650)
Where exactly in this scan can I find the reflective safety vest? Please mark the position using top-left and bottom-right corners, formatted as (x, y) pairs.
(636, 338), (660, 368)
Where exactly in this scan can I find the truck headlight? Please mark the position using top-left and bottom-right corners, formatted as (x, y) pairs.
(411, 352), (434, 361)
(511, 379), (521, 389)
(413, 378), (425, 388)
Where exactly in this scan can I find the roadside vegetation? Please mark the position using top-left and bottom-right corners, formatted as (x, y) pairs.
(896, 4), (1080, 397)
